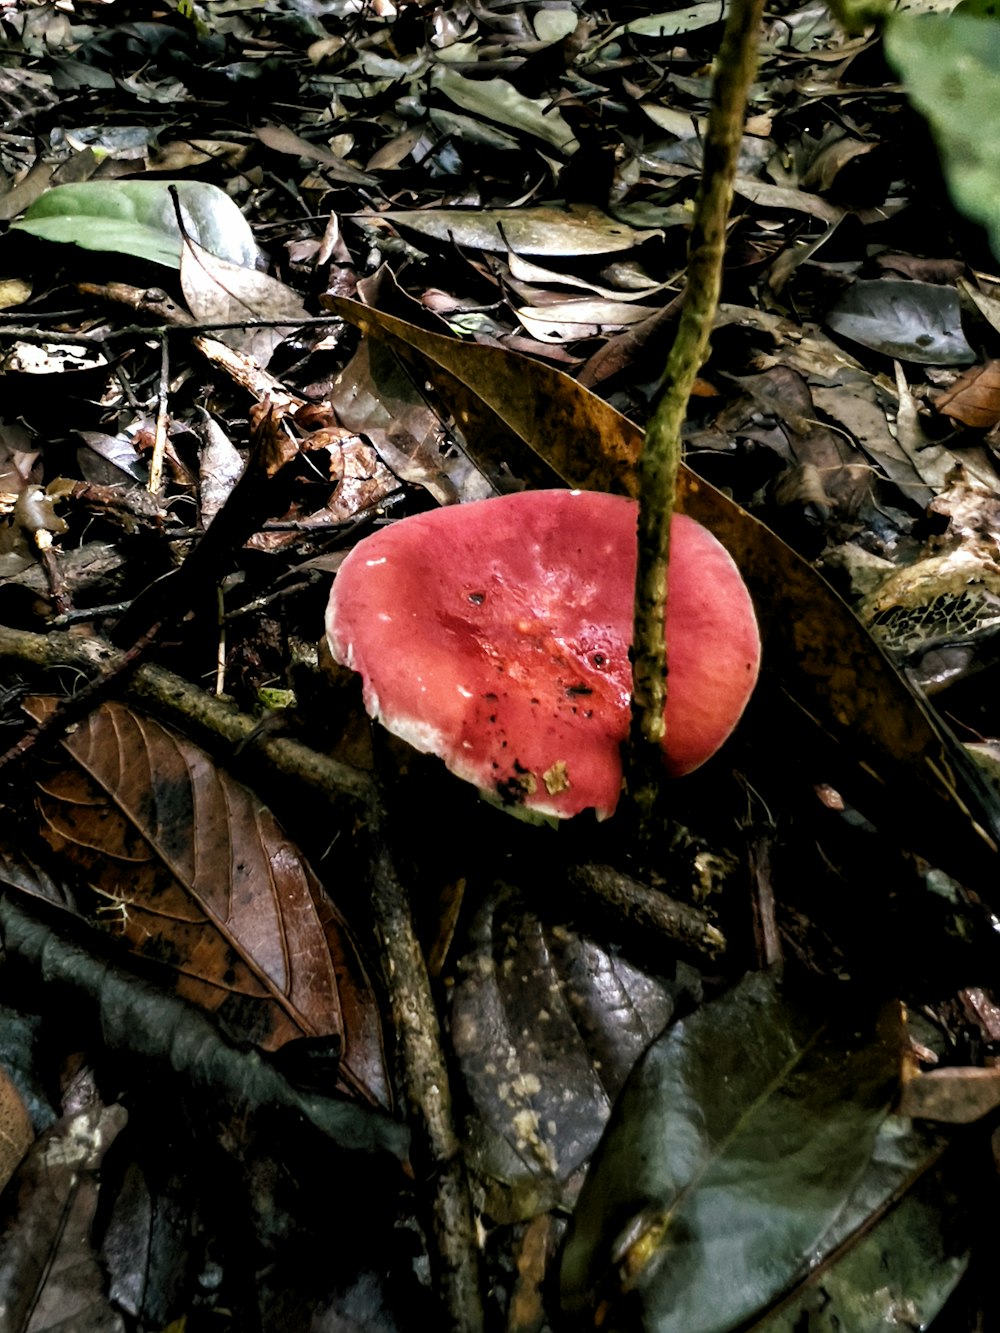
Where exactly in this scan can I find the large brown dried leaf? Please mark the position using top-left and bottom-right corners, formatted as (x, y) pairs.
(27, 698), (386, 1096)
(322, 296), (1000, 896)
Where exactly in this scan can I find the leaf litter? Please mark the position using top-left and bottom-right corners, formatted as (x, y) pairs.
(0, 0), (999, 1330)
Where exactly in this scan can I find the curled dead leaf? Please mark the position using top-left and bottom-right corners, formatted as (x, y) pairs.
(935, 359), (1000, 429)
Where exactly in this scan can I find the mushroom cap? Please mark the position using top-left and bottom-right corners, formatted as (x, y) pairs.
(326, 490), (760, 819)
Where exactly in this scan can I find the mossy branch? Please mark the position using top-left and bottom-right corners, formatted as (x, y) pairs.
(627, 0), (766, 826)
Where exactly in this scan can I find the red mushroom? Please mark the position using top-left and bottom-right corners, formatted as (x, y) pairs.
(326, 490), (760, 819)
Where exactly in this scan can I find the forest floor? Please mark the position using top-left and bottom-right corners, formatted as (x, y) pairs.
(0, 2), (998, 1331)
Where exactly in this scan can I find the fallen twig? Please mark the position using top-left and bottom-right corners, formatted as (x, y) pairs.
(368, 792), (485, 1333)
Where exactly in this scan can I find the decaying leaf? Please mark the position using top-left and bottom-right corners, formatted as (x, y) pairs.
(859, 546), (1000, 662)
(448, 885), (678, 1221)
(327, 337), (494, 506)
(0, 1064), (33, 1195)
(936, 359), (1000, 429)
(762, 1128), (967, 1332)
(368, 204), (659, 258)
(0, 1100), (128, 1332)
(901, 1066), (1000, 1123)
(27, 697), (388, 1100)
(180, 236), (309, 366)
(516, 298), (665, 343)
(429, 66), (580, 155)
(254, 122), (377, 186)
(825, 280), (976, 366)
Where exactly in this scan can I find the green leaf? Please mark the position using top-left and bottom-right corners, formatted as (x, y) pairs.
(886, 13), (1000, 261)
(830, 0), (959, 33)
(430, 66), (579, 155)
(558, 971), (902, 1333)
(10, 180), (259, 269)
(610, 3), (731, 38)
(763, 1155), (968, 1331)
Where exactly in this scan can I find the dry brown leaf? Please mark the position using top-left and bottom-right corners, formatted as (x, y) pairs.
(0, 1101), (127, 1330)
(321, 295), (1000, 895)
(935, 359), (1000, 429)
(900, 1066), (1000, 1124)
(0, 1064), (33, 1195)
(328, 338), (493, 506)
(180, 237), (309, 367)
(254, 123), (376, 186)
(28, 698), (388, 1100)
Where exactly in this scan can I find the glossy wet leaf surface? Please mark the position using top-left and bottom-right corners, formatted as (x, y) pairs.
(448, 884), (679, 1221)
(763, 1122), (968, 1332)
(11, 179), (259, 268)
(559, 970), (902, 1333)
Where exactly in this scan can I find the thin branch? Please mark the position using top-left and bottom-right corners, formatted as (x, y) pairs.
(627, 0), (766, 830)
(0, 625), (373, 810)
(368, 798), (485, 1333)
(0, 895), (408, 1162)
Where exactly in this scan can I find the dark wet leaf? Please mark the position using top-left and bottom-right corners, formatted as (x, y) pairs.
(100, 1158), (189, 1327)
(559, 970), (902, 1333)
(448, 885), (679, 1221)
(763, 1126), (968, 1332)
(0, 1100), (129, 1333)
(825, 280), (975, 365)
(0, 895), (407, 1161)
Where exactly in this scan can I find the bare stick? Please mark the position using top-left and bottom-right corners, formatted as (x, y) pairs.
(368, 797), (485, 1333)
(627, 0), (766, 828)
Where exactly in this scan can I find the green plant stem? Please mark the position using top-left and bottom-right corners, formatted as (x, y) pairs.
(628, 0), (766, 827)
